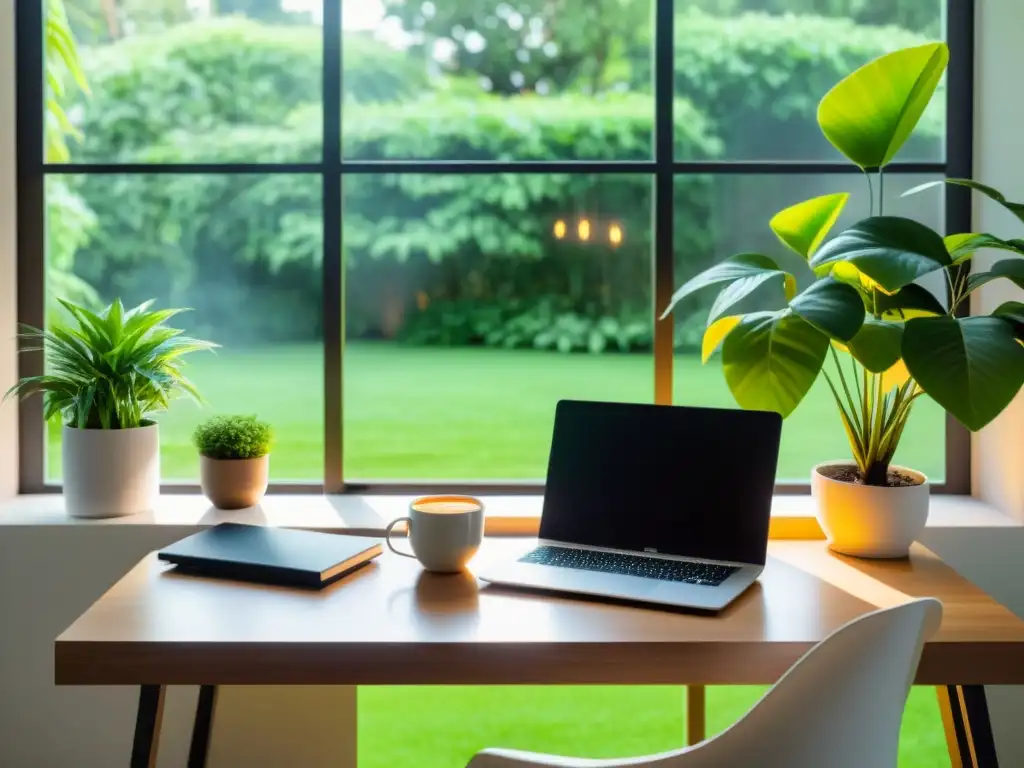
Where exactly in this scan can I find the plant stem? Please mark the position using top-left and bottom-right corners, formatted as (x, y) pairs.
(877, 168), (885, 216)
(830, 345), (862, 435)
(865, 170), (875, 217)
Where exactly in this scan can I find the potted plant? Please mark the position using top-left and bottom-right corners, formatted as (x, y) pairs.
(193, 415), (273, 510)
(663, 43), (1024, 558)
(4, 298), (216, 518)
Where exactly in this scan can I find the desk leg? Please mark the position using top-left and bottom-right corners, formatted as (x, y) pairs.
(188, 685), (219, 768)
(130, 685), (165, 768)
(686, 686), (706, 746)
(946, 685), (999, 768)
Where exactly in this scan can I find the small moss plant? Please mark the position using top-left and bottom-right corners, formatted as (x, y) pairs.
(193, 415), (273, 460)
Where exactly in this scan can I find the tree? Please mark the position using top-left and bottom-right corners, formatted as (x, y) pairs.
(64, 0), (193, 44)
(381, 0), (650, 96)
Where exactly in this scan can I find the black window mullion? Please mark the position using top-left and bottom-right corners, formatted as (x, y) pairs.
(942, 0), (975, 494)
(653, 0), (675, 406)
(15, 0), (46, 492)
(323, 0), (344, 492)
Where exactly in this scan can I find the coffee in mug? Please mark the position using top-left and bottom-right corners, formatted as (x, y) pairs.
(385, 495), (484, 573)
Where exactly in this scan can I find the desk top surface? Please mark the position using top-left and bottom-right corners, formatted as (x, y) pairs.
(55, 539), (1024, 686)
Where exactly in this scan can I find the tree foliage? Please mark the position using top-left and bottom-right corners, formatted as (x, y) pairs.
(381, 0), (651, 96)
(52, 12), (939, 351)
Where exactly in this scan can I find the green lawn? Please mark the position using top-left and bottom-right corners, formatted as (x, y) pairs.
(358, 686), (949, 768)
(48, 341), (945, 482)
(45, 342), (951, 766)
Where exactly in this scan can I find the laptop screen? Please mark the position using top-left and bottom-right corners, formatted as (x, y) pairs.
(539, 401), (782, 566)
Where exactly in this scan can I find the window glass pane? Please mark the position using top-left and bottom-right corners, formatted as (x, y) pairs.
(672, 174), (946, 483)
(343, 174), (653, 480)
(341, 2), (656, 160)
(45, 174), (323, 482)
(359, 686), (685, 768)
(49, 5), (322, 163)
(673, 1), (946, 161)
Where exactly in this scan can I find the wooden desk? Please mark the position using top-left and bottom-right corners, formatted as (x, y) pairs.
(56, 540), (1024, 768)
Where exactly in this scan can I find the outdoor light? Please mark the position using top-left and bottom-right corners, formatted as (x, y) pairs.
(608, 223), (623, 247)
(553, 219), (567, 239)
(578, 218), (591, 241)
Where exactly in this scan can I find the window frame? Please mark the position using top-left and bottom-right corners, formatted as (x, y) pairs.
(14, 0), (975, 495)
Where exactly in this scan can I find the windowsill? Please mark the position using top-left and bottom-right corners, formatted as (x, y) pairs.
(0, 493), (1018, 537)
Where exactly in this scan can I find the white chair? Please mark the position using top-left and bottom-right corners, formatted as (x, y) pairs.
(466, 598), (943, 768)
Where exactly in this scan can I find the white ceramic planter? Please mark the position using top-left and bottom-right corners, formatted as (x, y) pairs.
(811, 460), (929, 559)
(62, 423), (160, 518)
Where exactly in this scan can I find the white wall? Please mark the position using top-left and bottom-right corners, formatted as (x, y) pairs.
(0, 0), (18, 501)
(971, 0), (1024, 521)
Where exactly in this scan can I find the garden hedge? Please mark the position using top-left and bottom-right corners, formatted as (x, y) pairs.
(54, 14), (937, 350)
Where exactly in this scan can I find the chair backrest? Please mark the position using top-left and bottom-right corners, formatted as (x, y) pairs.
(686, 597), (943, 768)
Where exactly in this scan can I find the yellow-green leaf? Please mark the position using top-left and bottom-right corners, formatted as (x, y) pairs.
(817, 43), (948, 169)
(784, 273), (797, 302)
(770, 193), (849, 259)
(702, 315), (741, 364)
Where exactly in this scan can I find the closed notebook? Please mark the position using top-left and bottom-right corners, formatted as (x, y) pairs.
(158, 523), (383, 588)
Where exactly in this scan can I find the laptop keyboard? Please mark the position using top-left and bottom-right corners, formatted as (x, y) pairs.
(519, 546), (738, 586)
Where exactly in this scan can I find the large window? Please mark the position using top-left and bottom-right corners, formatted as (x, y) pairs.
(18, 0), (971, 492)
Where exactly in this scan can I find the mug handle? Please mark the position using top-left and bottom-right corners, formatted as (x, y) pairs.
(385, 517), (417, 559)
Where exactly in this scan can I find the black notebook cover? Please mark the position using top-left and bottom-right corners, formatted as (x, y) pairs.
(158, 523), (383, 589)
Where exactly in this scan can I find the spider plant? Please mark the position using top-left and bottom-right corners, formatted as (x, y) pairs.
(4, 298), (217, 429)
(663, 43), (1024, 487)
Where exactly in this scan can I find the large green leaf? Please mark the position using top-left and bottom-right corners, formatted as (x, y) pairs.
(661, 253), (792, 320)
(707, 269), (797, 323)
(817, 43), (948, 169)
(904, 179), (1024, 226)
(789, 277), (865, 341)
(966, 259), (1024, 295)
(846, 318), (903, 373)
(994, 302), (1024, 342)
(943, 233), (1024, 265)
(769, 193), (849, 259)
(875, 283), (947, 320)
(903, 316), (1024, 431)
(810, 216), (950, 294)
(721, 310), (829, 418)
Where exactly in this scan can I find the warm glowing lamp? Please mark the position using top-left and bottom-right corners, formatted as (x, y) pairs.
(609, 223), (623, 247)
(578, 218), (591, 241)
(553, 219), (566, 239)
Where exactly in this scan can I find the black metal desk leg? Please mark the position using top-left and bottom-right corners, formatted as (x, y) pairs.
(130, 685), (166, 768)
(188, 685), (219, 768)
(947, 685), (1000, 768)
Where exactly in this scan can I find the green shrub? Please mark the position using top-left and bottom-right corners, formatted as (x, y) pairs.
(73, 19), (427, 162)
(69, 92), (716, 344)
(56, 14), (944, 351)
(193, 415), (273, 459)
(399, 297), (652, 353)
(673, 11), (941, 159)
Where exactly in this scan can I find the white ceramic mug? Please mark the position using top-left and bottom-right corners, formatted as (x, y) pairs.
(385, 495), (484, 573)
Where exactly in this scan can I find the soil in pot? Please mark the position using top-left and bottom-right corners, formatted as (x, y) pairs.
(818, 464), (923, 488)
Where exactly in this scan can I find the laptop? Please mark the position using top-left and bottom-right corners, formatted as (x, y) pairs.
(479, 400), (782, 611)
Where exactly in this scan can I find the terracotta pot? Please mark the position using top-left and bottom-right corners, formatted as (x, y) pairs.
(62, 423), (159, 518)
(811, 460), (929, 559)
(200, 455), (270, 510)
